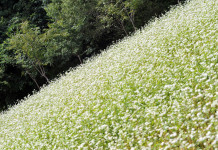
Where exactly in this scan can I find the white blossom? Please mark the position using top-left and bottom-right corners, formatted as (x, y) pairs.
(0, 0), (217, 149)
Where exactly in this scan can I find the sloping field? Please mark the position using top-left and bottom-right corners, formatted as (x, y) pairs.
(0, 0), (217, 149)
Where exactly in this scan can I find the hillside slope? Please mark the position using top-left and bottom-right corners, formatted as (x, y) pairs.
(0, 0), (217, 149)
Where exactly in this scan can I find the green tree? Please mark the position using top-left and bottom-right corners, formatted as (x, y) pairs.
(97, 0), (139, 35)
(0, 0), (51, 111)
(45, 0), (103, 63)
(8, 22), (52, 87)
(0, 41), (35, 111)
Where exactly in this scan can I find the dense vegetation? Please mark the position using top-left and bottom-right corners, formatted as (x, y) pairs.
(0, 0), (186, 111)
(0, 0), (217, 149)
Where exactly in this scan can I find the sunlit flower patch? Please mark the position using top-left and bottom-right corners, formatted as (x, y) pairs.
(0, 0), (217, 149)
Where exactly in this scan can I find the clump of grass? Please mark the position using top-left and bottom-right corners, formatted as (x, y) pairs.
(0, 0), (217, 149)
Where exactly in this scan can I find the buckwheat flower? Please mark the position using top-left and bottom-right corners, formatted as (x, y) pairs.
(198, 137), (207, 142)
(170, 132), (177, 138)
(187, 144), (195, 149)
(0, 0), (217, 149)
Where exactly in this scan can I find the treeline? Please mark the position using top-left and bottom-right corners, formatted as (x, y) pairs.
(0, 0), (186, 111)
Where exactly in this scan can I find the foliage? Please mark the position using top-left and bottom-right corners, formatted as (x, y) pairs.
(45, 0), (101, 60)
(0, 42), (35, 111)
(0, 0), (50, 110)
(96, 0), (186, 36)
(0, 0), (217, 149)
(0, 17), (8, 42)
(8, 22), (58, 85)
(97, 0), (139, 35)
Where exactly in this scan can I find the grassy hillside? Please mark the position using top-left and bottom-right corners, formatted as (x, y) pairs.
(0, 0), (217, 149)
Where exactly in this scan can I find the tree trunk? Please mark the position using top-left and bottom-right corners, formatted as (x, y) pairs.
(34, 64), (50, 83)
(40, 65), (50, 83)
(27, 72), (40, 90)
(130, 12), (136, 31)
(124, 7), (136, 31)
(42, 74), (50, 83)
(119, 20), (128, 36)
(77, 54), (83, 64)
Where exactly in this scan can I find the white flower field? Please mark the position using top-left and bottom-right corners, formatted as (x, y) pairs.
(0, 0), (217, 149)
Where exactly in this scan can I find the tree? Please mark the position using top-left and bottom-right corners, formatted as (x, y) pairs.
(45, 0), (104, 63)
(0, 41), (36, 111)
(0, 0), (51, 111)
(8, 22), (53, 87)
(96, 0), (141, 36)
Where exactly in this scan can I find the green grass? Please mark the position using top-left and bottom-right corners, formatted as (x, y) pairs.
(0, 0), (217, 149)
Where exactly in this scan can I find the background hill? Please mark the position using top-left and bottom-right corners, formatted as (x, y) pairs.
(0, 0), (217, 149)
